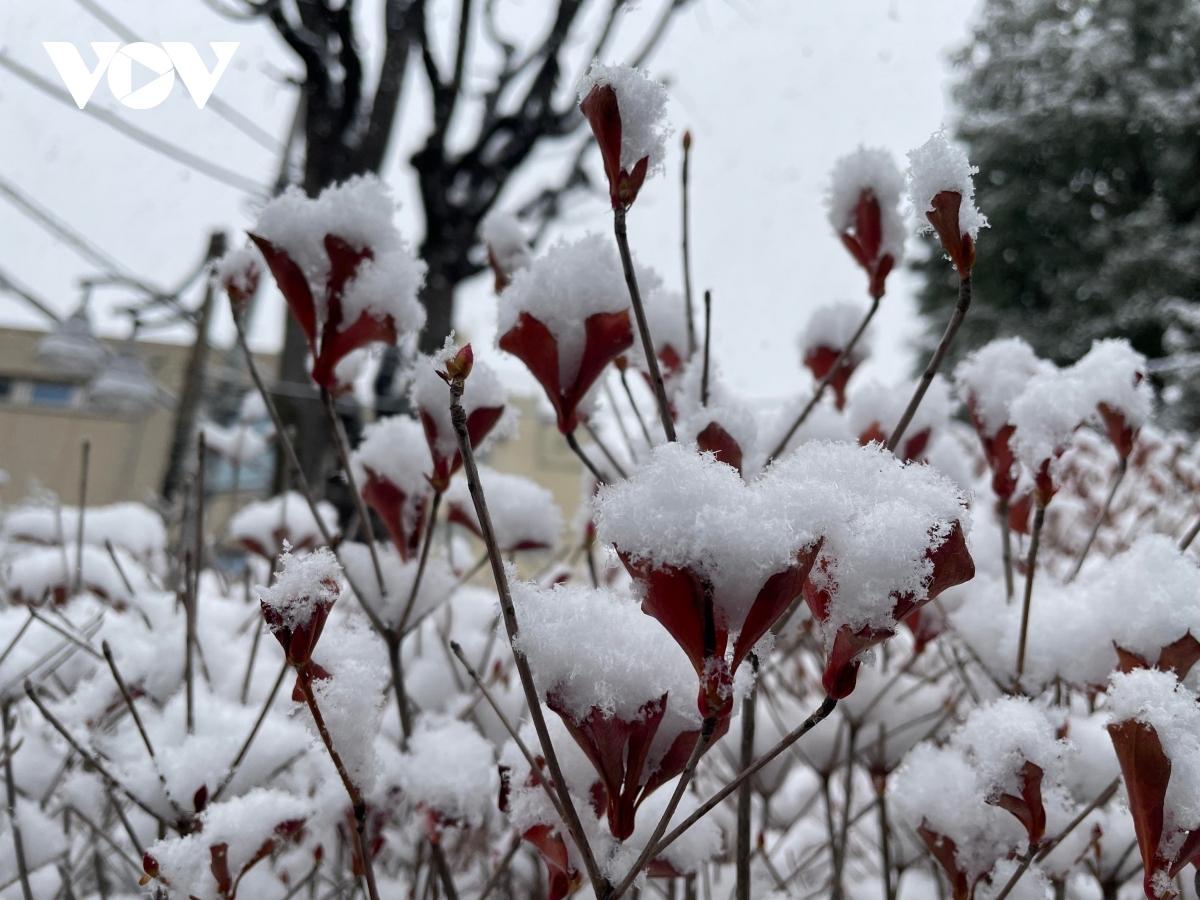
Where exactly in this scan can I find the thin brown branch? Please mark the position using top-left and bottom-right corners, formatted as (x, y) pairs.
(1066, 456), (1127, 583)
(619, 367), (654, 447)
(998, 498), (1014, 602)
(701, 290), (712, 407)
(446, 367), (607, 896)
(2, 702), (33, 900)
(566, 431), (608, 485)
(398, 491), (444, 635)
(73, 439), (90, 596)
(1015, 500), (1047, 681)
(615, 207), (676, 442)
(736, 656), (758, 900)
(211, 660), (289, 802)
(768, 296), (880, 462)
(478, 834), (522, 900)
(681, 131), (696, 357)
(887, 273), (972, 454)
(582, 421), (629, 479)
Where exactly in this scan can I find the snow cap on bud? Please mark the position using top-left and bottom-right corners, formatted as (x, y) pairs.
(438, 343), (473, 384)
(213, 244), (262, 312)
(259, 545), (341, 667)
(578, 62), (670, 210)
(480, 212), (532, 293)
(907, 130), (987, 277)
(827, 147), (906, 299)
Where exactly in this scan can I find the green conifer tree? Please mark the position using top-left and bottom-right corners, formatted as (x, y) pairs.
(915, 0), (1200, 428)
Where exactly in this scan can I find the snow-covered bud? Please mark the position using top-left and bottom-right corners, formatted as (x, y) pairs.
(497, 235), (633, 434)
(801, 303), (875, 409)
(350, 415), (434, 559)
(480, 213), (532, 293)
(259, 547), (341, 667)
(413, 341), (512, 492)
(908, 130), (987, 278)
(828, 148), (905, 299)
(1106, 669), (1200, 899)
(578, 63), (670, 211)
(1072, 339), (1152, 460)
(249, 175), (426, 392)
(213, 245), (261, 313)
(955, 338), (1048, 500)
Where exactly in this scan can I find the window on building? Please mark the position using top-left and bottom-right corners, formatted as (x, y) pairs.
(0, 378), (11, 402)
(30, 381), (75, 407)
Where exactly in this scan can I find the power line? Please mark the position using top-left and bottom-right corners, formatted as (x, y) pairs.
(0, 51), (264, 195)
(0, 174), (160, 295)
(69, 0), (285, 155)
(0, 263), (63, 322)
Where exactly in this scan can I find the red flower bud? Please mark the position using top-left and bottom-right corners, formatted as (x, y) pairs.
(580, 84), (650, 211)
(924, 190), (976, 279)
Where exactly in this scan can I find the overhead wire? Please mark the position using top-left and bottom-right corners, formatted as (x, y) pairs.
(0, 52), (264, 195)
(68, 0), (284, 155)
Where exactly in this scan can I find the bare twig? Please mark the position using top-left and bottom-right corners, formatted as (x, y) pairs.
(320, 388), (387, 599)
(582, 421), (629, 479)
(1067, 456), (1127, 583)
(1180, 512), (1200, 552)
(681, 131), (696, 357)
(397, 491), (443, 636)
(701, 290), (712, 408)
(446, 367), (606, 895)
(3, 702), (34, 900)
(24, 680), (170, 828)
(614, 207), (676, 442)
(294, 664), (381, 900)
(639, 698), (838, 869)
(73, 439), (90, 596)
(886, 275), (972, 454)
(565, 431), (608, 485)
(100, 641), (188, 822)
(103, 540), (135, 597)
(608, 717), (719, 900)
(449, 641), (569, 825)
(769, 297), (879, 462)
(998, 498), (1014, 602)
(478, 834), (522, 900)
(736, 656), (758, 900)
(212, 660), (289, 802)
(1015, 500), (1047, 681)
(619, 366), (655, 448)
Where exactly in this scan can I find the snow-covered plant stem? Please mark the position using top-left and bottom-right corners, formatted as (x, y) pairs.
(998, 498), (1014, 600)
(384, 633), (414, 743)
(565, 430), (609, 484)
(24, 680), (173, 830)
(319, 388), (387, 597)
(1180, 514), (1200, 552)
(3, 701), (33, 900)
(614, 207), (677, 442)
(769, 297), (881, 462)
(230, 312), (335, 550)
(582, 421), (629, 479)
(682, 131), (697, 358)
(991, 776), (1121, 900)
(291, 663), (382, 900)
(100, 641), (190, 821)
(1015, 497), (1046, 681)
(1067, 456), (1128, 583)
(832, 725), (860, 900)
(445, 360), (608, 896)
(619, 363), (654, 447)
(735, 655), (758, 900)
(397, 491), (443, 636)
(876, 773), (896, 900)
(702, 289), (712, 406)
(619, 696), (839, 893)
(607, 715), (720, 900)
(73, 438), (89, 596)
(448, 641), (570, 825)
(886, 275), (972, 455)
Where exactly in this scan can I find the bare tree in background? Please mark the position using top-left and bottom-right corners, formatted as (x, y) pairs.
(209, 0), (692, 490)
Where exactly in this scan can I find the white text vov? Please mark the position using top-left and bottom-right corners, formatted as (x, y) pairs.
(42, 42), (239, 110)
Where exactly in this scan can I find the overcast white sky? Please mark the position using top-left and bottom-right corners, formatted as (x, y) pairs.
(0, 0), (982, 400)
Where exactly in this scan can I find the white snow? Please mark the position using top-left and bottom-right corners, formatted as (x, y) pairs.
(259, 546), (341, 631)
(799, 302), (875, 358)
(227, 492), (338, 558)
(445, 465), (562, 551)
(497, 234), (630, 390)
(480, 211), (532, 281)
(253, 174), (426, 334)
(954, 338), (1050, 438)
(397, 713), (497, 830)
(906, 129), (988, 239)
(827, 146), (906, 261)
(578, 62), (671, 176)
